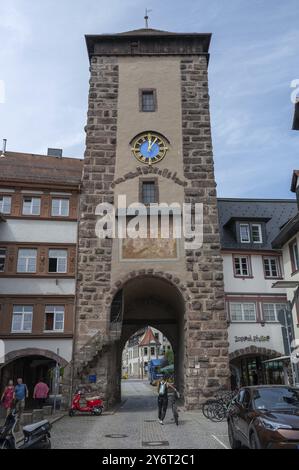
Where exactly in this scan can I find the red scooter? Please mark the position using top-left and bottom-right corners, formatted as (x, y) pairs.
(69, 390), (104, 417)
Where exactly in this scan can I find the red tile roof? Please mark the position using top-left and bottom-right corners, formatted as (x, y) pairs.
(0, 151), (83, 187)
(139, 327), (160, 346)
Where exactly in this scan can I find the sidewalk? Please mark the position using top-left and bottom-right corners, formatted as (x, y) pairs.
(0, 410), (66, 443)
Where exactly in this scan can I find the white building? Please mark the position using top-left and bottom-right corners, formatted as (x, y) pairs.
(218, 198), (297, 387)
(122, 327), (172, 379)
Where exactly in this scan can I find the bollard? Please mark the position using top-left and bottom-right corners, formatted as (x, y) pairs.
(32, 409), (44, 422)
(42, 405), (53, 416)
(21, 412), (33, 426)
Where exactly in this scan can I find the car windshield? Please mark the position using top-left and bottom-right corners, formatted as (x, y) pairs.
(252, 388), (299, 411)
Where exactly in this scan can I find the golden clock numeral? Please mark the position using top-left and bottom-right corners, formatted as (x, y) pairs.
(131, 133), (168, 164)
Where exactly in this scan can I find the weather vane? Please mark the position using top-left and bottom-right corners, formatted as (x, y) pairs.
(144, 8), (152, 29)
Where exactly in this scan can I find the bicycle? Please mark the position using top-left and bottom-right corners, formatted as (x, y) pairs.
(202, 390), (238, 422)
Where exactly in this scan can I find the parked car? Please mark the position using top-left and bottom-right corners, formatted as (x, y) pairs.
(227, 385), (299, 449)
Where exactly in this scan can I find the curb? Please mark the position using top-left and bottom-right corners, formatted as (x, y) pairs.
(16, 412), (66, 445)
(103, 399), (127, 415)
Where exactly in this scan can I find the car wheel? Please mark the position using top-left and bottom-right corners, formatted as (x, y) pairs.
(228, 421), (242, 449)
(249, 432), (261, 450)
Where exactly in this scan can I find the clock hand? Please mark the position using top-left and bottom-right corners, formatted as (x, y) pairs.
(147, 133), (152, 151)
(148, 137), (157, 151)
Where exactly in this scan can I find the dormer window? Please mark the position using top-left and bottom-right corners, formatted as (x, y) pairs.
(239, 223), (263, 244)
(240, 224), (250, 243)
(251, 224), (262, 243)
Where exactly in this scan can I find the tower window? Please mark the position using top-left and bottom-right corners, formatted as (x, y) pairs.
(140, 179), (159, 204)
(139, 89), (157, 112)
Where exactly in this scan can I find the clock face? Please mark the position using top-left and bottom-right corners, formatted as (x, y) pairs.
(131, 132), (168, 165)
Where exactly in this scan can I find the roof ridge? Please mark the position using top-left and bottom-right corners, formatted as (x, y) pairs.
(4, 151), (83, 161)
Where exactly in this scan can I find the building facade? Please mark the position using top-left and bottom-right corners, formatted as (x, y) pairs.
(271, 172), (299, 384)
(122, 327), (172, 378)
(1, 29), (298, 410)
(72, 28), (230, 409)
(218, 198), (297, 387)
(0, 151), (82, 401)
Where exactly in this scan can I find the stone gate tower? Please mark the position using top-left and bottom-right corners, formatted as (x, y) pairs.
(72, 28), (229, 409)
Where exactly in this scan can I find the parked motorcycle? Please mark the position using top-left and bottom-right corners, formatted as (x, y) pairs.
(69, 390), (104, 417)
(0, 409), (51, 449)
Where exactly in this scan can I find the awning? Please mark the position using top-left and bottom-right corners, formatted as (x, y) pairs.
(272, 281), (299, 289)
(161, 364), (174, 373)
(263, 356), (290, 363)
(150, 359), (163, 367)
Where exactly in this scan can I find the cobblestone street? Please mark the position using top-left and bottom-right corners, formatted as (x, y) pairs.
(51, 380), (230, 449)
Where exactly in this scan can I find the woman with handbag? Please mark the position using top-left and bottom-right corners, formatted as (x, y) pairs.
(1, 379), (15, 417)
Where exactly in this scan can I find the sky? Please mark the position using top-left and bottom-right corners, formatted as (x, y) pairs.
(0, 0), (298, 199)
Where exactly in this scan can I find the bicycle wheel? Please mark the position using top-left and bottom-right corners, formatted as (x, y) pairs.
(202, 400), (216, 419)
(211, 402), (226, 422)
(202, 400), (221, 421)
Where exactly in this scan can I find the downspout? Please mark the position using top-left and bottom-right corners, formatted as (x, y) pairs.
(69, 181), (82, 405)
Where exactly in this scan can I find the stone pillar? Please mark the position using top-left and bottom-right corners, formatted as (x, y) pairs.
(181, 57), (229, 408)
(73, 56), (119, 395)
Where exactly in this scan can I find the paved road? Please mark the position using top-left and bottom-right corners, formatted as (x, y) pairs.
(51, 380), (230, 449)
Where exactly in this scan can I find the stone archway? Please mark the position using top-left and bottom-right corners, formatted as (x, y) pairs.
(229, 346), (281, 362)
(0, 349), (68, 403)
(107, 273), (186, 406)
(1, 348), (68, 370)
(73, 265), (229, 409)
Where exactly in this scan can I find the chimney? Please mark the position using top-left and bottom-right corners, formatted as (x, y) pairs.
(0, 139), (7, 158)
(47, 148), (63, 158)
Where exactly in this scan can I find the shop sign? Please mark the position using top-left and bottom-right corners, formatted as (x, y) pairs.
(234, 335), (270, 343)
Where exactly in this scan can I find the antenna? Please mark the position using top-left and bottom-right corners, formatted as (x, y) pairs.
(144, 8), (152, 29)
(0, 139), (7, 158)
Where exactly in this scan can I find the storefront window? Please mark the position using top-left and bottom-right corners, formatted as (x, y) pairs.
(232, 355), (285, 387)
(264, 360), (285, 385)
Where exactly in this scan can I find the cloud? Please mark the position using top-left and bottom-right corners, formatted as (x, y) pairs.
(0, 0), (299, 199)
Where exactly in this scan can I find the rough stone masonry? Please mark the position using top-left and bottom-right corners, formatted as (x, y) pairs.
(70, 30), (230, 409)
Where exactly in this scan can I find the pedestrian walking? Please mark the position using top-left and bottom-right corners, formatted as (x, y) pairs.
(1, 379), (15, 417)
(33, 378), (49, 408)
(157, 374), (179, 425)
(14, 378), (28, 429)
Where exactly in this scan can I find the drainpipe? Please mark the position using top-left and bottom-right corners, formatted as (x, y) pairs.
(69, 182), (82, 405)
